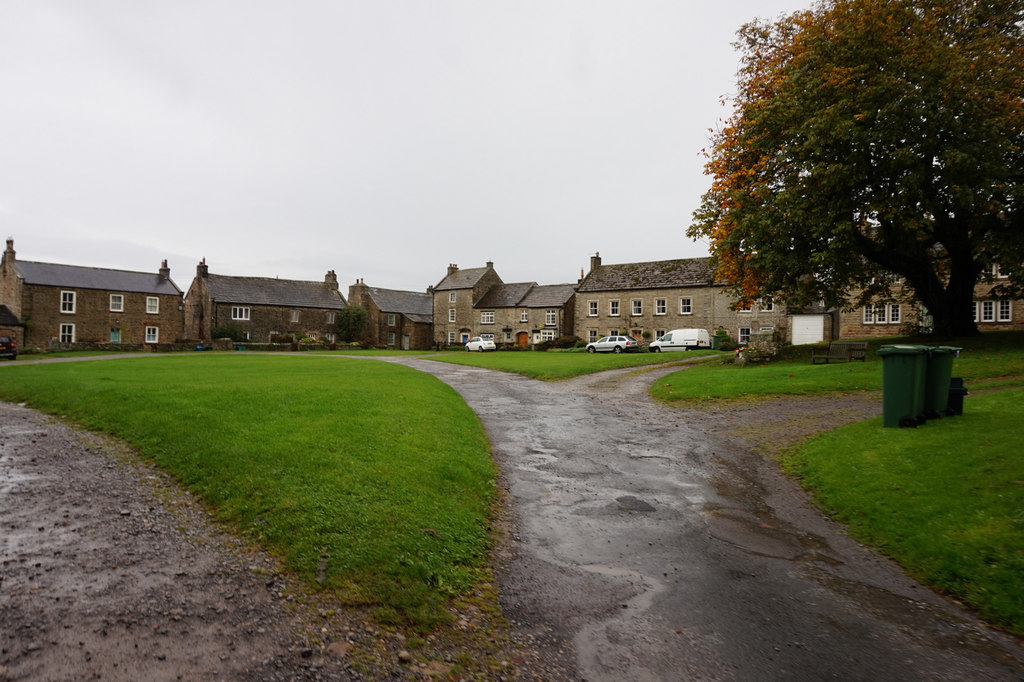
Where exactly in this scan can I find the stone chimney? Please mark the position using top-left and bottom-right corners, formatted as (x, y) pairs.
(348, 278), (369, 308)
(589, 252), (602, 273)
(486, 260), (494, 270)
(159, 259), (170, 280)
(2, 238), (14, 269)
(197, 258), (209, 278)
(426, 285), (434, 295)
(325, 270), (339, 290)
(447, 264), (458, 276)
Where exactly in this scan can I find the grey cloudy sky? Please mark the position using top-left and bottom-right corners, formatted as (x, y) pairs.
(1, 1), (809, 293)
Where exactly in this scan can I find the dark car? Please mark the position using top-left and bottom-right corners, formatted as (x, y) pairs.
(0, 334), (16, 360)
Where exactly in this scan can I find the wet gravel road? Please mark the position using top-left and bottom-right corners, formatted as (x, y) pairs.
(395, 356), (1024, 681)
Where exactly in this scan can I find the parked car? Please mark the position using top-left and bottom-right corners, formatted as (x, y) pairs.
(649, 328), (711, 352)
(586, 335), (639, 353)
(0, 334), (16, 360)
(465, 336), (496, 352)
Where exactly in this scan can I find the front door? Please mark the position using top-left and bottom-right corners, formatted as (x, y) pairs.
(402, 335), (410, 350)
(516, 331), (529, 347)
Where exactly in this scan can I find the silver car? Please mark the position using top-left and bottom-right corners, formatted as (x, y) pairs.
(586, 335), (639, 353)
(465, 336), (496, 352)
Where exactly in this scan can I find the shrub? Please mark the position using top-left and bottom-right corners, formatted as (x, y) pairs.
(211, 324), (247, 342)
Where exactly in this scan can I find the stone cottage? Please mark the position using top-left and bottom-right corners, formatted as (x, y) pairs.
(347, 279), (433, 349)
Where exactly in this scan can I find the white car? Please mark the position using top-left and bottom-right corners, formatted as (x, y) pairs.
(465, 336), (496, 352)
(586, 335), (639, 353)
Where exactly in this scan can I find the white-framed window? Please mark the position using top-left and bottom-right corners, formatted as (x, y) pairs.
(109, 294), (124, 312)
(609, 300), (619, 316)
(655, 299), (666, 315)
(449, 291), (457, 303)
(520, 310), (528, 322)
(448, 308), (456, 323)
(760, 326), (775, 332)
(863, 305), (876, 324)
(994, 264), (1009, 279)
(540, 330), (555, 341)
(588, 301), (598, 317)
(481, 311), (494, 324)
(387, 314), (396, 326)
(145, 326), (159, 343)
(736, 301), (752, 313)
(631, 300), (642, 316)
(759, 298), (774, 312)
(110, 328), (121, 344)
(60, 323), (75, 343)
(980, 301), (995, 322)
(232, 306), (250, 320)
(291, 310), (300, 323)
(588, 330), (598, 342)
(655, 329), (665, 339)
(889, 304), (901, 324)
(545, 309), (556, 326)
(448, 331), (456, 344)
(680, 298), (692, 315)
(998, 300), (1012, 322)
(608, 329), (619, 336)
(326, 312), (336, 324)
(738, 327), (751, 344)
(61, 291), (76, 313)
(146, 296), (159, 314)
(387, 332), (396, 346)
(325, 333), (335, 343)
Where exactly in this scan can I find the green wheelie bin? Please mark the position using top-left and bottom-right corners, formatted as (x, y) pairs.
(878, 345), (930, 427)
(923, 346), (962, 416)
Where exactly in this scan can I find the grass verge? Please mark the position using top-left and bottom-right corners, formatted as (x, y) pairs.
(0, 354), (495, 631)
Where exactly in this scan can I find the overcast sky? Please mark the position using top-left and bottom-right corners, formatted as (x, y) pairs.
(1, 1), (810, 293)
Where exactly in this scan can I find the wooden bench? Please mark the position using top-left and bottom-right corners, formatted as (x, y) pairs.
(812, 341), (868, 364)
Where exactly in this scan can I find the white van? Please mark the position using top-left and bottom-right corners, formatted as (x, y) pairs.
(649, 328), (711, 352)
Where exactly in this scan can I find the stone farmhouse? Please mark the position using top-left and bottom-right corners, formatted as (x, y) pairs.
(431, 262), (576, 347)
(184, 260), (347, 342)
(575, 253), (789, 345)
(347, 279), (433, 350)
(0, 239), (184, 350)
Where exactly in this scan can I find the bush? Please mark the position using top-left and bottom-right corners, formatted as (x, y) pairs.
(211, 324), (247, 342)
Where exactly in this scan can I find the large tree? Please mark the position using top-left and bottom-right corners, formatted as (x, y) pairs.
(688, 0), (1024, 336)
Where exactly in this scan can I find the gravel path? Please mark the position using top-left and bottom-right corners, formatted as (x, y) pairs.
(2, 354), (1023, 681)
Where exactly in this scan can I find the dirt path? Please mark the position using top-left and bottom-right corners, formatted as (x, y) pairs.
(2, 354), (1023, 680)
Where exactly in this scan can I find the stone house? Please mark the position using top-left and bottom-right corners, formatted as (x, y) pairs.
(431, 262), (577, 347)
(184, 261), (347, 342)
(347, 279), (433, 349)
(431, 262), (504, 346)
(574, 253), (790, 345)
(0, 239), (184, 350)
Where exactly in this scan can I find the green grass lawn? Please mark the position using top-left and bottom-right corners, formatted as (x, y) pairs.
(783, 389), (1024, 635)
(0, 355), (495, 631)
(430, 349), (722, 380)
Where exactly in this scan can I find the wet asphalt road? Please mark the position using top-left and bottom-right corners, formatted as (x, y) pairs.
(393, 356), (1024, 681)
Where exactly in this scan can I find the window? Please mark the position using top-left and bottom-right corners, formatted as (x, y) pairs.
(863, 305), (876, 324)
(540, 330), (555, 341)
(60, 323), (75, 343)
(110, 328), (121, 344)
(448, 308), (456, 323)
(145, 326), (159, 343)
(481, 333), (494, 342)
(588, 330), (598, 343)
(387, 332), (396, 346)
(232, 306), (250, 320)
(608, 329), (619, 336)
(481, 311), (494, 324)
(387, 314), (396, 326)
(655, 329), (665, 339)
(980, 301), (995, 322)
(609, 300), (619, 316)
(889, 304), (901, 324)
(760, 298), (774, 312)
(448, 331), (456, 344)
(736, 301), (752, 312)
(61, 291), (76, 313)
(631, 300), (642, 316)
(679, 298), (692, 315)
(998, 300), (1012, 322)
(520, 310), (528, 322)
(588, 301), (598, 317)
(291, 310), (300, 323)
(109, 294), (124, 312)
(994, 264), (1009, 279)
(738, 327), (751, 344)
(326, 312), (336, 324)
(146, 297), (159, 314)
(655, 299), (666, 315)
(545, 309), (556, 326)
(325, 333), (335, 343)
(449, 291), (457, 303)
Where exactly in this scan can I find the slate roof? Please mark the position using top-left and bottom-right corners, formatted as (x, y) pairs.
(433, 267), (491, 291)
(475, 282), (536, 308)
(206, 274), (347, 309)
(576, 257), (715, 292)
(366, 286), (433, 317)
(520, 283), (576, 308)
(14, 261), (182, 296)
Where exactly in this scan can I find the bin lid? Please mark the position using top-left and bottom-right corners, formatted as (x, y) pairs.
(877, 344), (932, 355)
(933, 345), (962, 353)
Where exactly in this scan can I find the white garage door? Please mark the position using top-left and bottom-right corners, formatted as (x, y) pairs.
(791, 315), (825, 345)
